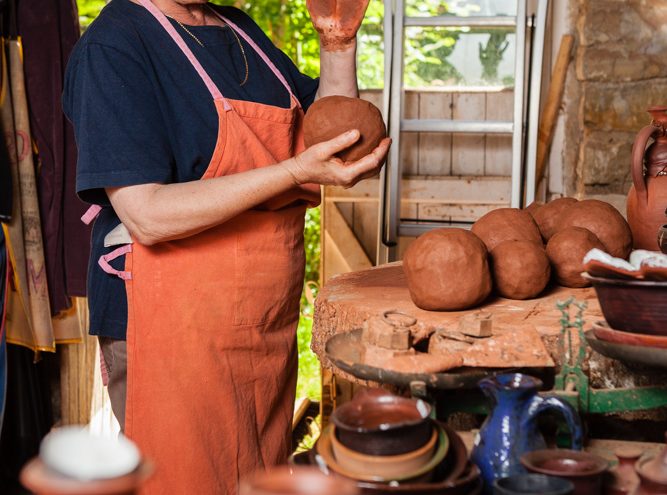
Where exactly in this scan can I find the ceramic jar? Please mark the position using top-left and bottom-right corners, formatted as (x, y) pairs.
(608, 447), (642, 495)
(627, 106), (667, 251)
(635, 433), (667, 495)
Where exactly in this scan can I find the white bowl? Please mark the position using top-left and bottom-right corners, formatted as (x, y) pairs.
(40, 426), (141, 480)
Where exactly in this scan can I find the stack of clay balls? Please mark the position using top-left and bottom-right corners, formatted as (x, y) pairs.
(403, 199), (633, 311)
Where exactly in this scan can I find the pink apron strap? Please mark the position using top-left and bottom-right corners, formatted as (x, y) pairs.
(137, 0), (231, 110)
(98, 244), (133, 281)
(81, 204), (102, 225)
(211, 10), (301, 108)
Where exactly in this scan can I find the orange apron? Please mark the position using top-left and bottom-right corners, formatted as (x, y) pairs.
(121, 2), (320, 493)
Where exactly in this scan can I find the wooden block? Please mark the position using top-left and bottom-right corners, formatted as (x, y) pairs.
(457, 311), (493, 337)
(362, 315), (411, 350)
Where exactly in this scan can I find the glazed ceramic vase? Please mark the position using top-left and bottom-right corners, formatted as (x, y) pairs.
(470, 373), (583, 493)
(627, 106), (667, 251)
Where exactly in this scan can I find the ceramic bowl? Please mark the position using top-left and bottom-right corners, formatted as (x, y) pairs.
(357, 463), (482, 495)
(314, 423), (448, 483)
(582, 274), (667, 335)
(238, 466), (360, 495)
(330, 425), (439, 480)
(493, 473), (574, 495)
(521, 449), (609, 495)
(331, 389), (433, 456)
(592, 320), (667, 349)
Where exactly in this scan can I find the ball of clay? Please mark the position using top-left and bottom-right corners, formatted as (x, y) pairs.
(546, 227), (605, 288)
(490, 240), (551, 299)
(303, 95), (386, 162)
(403, 229), (492, 311)
(532, 197), (578, 241)
(558, 200), (633, 259)
(524, 201), (544, 216)
(471, 208), (543, 252)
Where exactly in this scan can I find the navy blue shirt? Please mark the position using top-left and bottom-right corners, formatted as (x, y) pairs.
(63, 0), (319, 339)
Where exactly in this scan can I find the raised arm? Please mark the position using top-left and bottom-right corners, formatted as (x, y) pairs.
(307, 0), (370, 98)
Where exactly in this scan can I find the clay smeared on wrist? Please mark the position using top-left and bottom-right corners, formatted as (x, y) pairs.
(319, 35), (356, 51)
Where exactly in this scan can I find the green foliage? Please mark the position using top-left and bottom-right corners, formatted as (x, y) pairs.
(479, 31), (509, 83)
(77, 0), (106, 29)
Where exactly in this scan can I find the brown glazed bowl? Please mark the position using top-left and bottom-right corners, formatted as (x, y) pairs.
(521, 449), (609, 495)
(583, 274), (667, 335)
(592, 320), (667, 349)
(331, 389), (432, 456)
(239, 466), (360, 495)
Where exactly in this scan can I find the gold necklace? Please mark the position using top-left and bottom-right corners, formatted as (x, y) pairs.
(168, 15), (249, 86)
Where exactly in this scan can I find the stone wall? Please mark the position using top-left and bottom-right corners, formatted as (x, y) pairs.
(560, 0), (667, 200)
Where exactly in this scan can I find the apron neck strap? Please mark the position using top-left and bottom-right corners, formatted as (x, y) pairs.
(208, 9), (300, 108)
(138, 0), (230, 109)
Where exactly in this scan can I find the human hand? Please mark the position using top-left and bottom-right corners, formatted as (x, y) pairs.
(306, 0), (371, 51)
(286, 130), (390, 188)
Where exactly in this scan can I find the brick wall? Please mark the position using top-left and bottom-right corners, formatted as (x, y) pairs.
(560, 0), (667, 202)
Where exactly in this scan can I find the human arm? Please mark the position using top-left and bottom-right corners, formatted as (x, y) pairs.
(307, 0), (370, 99)
(107, 131), (390, 245)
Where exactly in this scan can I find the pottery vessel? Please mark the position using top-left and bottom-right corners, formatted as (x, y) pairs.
(20, 459), (153, 495)
(330, 389), (432, 456)
(329, 424), (440, 480)
(470, 373), (583, 492)
(608, 447), (642, 495)
(520, 449), (608, 495)
(636, 433), (667, 495)
(583, 274), (667, 335)
(493, 474), (574, 495)
(628, 106), (667, 251)
(239, 466), (360, 495)
(592, 320), (667, 349)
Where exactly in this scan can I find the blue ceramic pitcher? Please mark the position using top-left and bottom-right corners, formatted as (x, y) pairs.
(470, 373), (583, 492)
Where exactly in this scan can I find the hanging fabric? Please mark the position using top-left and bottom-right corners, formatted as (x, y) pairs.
(17, 0), (89, 314)
(0, 0), (56, 352)
(0, 227), (8, 435)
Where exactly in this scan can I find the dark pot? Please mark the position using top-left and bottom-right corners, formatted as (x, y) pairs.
(583, 274), (667, 335)
(493, 474), (574, 495)
(331, 389), (432, 456)
(520, 449), (609, 495)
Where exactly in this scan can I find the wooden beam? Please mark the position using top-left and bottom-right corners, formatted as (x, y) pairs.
(536, 35), (574, 190)
(325, 176), (512, 204)
(323, 203), (372, 283)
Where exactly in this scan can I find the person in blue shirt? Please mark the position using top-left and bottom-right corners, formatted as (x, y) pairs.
(63, 0), (389, 491)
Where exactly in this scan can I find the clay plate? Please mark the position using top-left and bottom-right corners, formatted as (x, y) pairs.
(592, 320), (667, 349)
(585, 330), (667, 369)
(582, 259), (641, 280)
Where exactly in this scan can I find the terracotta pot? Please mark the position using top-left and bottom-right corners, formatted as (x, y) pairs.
(239, 466), (359, 495)
(608, 446), (642, 495)
(19, 458), (152, 495)
(520, 449), (609, 495)
(627, 106), (667, 251)
(636, 433), (667, 495)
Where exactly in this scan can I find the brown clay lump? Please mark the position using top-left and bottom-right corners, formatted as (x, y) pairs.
(524, 201), (544, 215)
(547, 227), (605, 288)
(490, 240), (551, 299)
(532, 197), (578, 241)
(471, 208), (543, 252)
(403, 228), (492, 311)
(558, 199), (633, 259)
(303, 95), (386, 162)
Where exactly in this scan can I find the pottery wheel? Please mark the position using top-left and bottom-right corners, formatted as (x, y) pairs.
(313, 262), (603, 387)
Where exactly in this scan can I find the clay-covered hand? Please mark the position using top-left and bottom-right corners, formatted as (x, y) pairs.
(286, 130), (390, 188)
(306, 0), (370, 51)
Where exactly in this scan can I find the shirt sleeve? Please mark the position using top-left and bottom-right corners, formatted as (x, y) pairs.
(63, 41), (174, 205)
